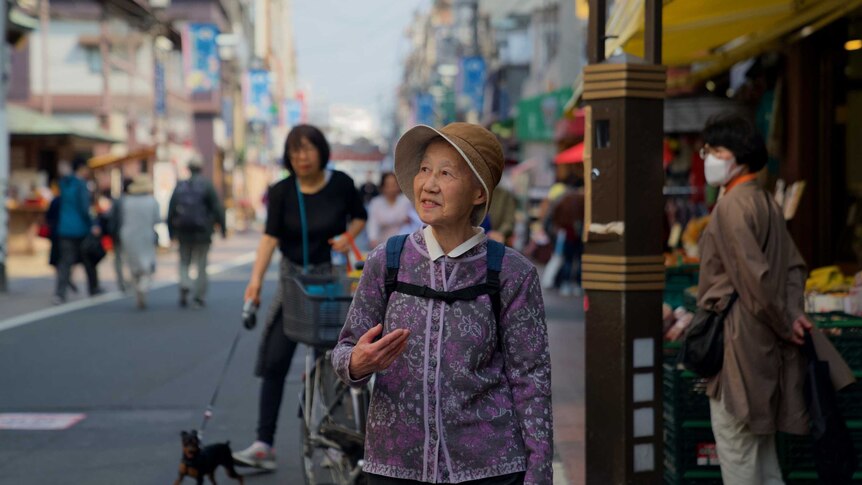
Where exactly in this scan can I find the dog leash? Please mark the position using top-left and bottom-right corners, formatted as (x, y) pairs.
(198, 326), (243, 438)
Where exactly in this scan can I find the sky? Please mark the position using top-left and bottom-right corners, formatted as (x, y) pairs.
(292, 0), (431, 136)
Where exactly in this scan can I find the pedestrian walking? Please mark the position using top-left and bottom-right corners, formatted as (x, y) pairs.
(360, 171), (380, 206)
(120, 175), (161, 309)
(696, 112), (840, 484)
(105, 179), (132, 293)
(233, 124), (367, 470)
(487, 185), (518, 244)
(366, 172), (416, 249)
(53, 158), (103, 305)
(332, 122), (553, 485)
(167, 157), (225, 309)
(45, 187), (79, 295)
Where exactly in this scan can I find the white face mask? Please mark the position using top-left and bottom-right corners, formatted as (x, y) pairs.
(704, 154), (741, 187)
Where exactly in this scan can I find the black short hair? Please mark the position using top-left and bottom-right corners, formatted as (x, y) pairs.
(283, 124), (330, 173)
(702, 112), (768, 172)
(379, 171), (397, 188)
(71, 155), (88, 173)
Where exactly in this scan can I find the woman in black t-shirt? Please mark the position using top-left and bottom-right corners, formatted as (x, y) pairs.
(233, 124), (367, 470)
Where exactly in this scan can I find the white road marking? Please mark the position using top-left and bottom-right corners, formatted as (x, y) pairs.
(0, 251), (257, 333)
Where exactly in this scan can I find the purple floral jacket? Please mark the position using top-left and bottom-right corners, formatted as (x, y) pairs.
(332, 230), (553, 484)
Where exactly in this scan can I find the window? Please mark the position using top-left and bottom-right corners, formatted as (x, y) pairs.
(84, 47), (102, 74)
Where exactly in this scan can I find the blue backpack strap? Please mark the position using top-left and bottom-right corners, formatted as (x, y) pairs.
(384, 235), (409, 302)
(486, 240), (505, 273)
(486, 240), (505, 342)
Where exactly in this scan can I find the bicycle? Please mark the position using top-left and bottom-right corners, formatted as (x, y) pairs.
(282, 271), (370, 485)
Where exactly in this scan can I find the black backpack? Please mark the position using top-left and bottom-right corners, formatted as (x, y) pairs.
(173, 179), (210, 231)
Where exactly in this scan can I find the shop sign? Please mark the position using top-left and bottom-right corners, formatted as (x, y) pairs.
(284, 99), (303, 128)
(244, 69), (272, 124)
(460, 56), (486, 115)
(154, 59), (166, 116)
(414, 93), (435, 127)
(516, 87), (574, 142)
(183, 23), (220, 93)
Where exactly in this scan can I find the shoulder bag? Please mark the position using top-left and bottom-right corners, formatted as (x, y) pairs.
(679, 191), (771, 378)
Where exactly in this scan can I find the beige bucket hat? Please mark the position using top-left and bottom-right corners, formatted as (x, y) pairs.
(394, 122), (504, 224)
(127, 174), (153, 195)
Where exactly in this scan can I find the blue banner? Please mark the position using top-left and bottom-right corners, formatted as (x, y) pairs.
(460, 56), (486, 115)
(184, 23), (220, 93)
(222, 96), (233, 139)
(284, 99), (303, 127)
(414, 93), (435, 126)
(154, 59), (166, 115)
(245, 69), (272, 124)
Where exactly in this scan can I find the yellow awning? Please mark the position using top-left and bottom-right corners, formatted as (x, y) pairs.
(88, 147), (156, 170)
(604, 0), (862, 88)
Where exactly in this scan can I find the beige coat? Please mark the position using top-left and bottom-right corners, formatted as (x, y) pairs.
(699, 181), (809, 435)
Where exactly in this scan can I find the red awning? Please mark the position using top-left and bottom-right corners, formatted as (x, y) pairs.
(554, 142), (584, 165)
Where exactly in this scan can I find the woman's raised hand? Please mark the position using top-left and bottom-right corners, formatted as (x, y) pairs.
(348, 324), (410, 380)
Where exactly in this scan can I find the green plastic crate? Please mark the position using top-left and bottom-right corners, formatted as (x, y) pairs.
(665, 420), (720, 478)
(778, 421), (862, 474)
(664, 364), (711, 423)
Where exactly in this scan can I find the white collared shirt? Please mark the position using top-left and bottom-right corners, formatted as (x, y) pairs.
(423, 225), (486, 261)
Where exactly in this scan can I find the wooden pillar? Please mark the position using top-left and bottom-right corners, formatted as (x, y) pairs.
(583, 0), (666, 483)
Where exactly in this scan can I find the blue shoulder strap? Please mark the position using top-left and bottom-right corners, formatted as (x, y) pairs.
(384, 234), (409, 302)
(386, 234), (409, 270)
(486, 240), (505, 273)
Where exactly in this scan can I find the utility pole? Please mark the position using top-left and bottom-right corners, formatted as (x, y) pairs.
(582, 0), (665, 483)
(0, 0), (9, 292)
(40, 0), (51, 115)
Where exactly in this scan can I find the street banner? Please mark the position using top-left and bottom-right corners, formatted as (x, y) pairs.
(516, 87), (574, 141)
(284, 99), (303, 128)
(244, 69), (272, 124)
(154, 59), (166, 115)
(183, 23), (220, 93)
(222, 96), (234, 139)
(414, 93), (435, 127)
(460, 56), (486, 115)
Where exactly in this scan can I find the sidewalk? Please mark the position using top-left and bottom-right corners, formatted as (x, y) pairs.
(0, 231), (261, 323)
(545, 289), (585, 485)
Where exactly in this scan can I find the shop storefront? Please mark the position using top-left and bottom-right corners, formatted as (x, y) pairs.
(578, 1), (862, 482)
(6, 104), (117, 255)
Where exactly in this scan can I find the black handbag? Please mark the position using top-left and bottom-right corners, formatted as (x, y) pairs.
(678, 191), (772, 378)
(678, 293), (738, 377)
(802, 332), (857, 484)
(82, 234), (106, 265)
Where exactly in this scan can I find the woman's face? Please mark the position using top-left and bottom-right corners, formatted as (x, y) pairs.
(289, 137), (323, 177)
(381, 175), (401, 200)
(413, 140), (485, 230)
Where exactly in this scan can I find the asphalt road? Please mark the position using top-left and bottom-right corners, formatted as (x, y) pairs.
(0, 263), (307, 484)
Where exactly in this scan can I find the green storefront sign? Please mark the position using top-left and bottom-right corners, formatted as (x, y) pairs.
(515, 87), (574, 142)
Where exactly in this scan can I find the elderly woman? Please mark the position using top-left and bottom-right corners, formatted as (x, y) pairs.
(333, 123), (553, 485)
(697, 113), (812, 484)
(120, 174), (160, 309)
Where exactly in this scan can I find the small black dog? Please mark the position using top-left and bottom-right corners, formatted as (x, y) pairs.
(175, 430), (244, 485)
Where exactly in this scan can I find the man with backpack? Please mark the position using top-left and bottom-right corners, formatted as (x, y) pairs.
(167, 157), (226, 309)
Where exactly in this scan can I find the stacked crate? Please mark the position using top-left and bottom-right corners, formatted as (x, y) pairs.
(663, 349), (722, 485)
(665, 265), (699, 310)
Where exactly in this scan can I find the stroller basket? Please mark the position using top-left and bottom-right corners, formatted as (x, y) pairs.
(283, 274), (357, 347)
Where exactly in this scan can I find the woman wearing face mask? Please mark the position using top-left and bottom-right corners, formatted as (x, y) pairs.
(697, 113), (815, 484)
